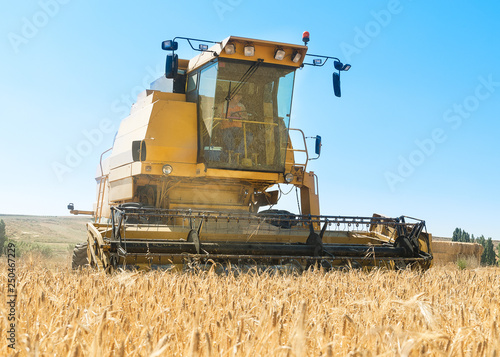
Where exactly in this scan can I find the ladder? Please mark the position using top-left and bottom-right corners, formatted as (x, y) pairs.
(95, 175), (108, 224)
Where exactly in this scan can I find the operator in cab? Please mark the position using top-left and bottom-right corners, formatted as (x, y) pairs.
(217, 93), (253, 162)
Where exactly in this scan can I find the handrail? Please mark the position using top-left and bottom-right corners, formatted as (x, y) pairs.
(99, 147), (113, 177)
(313, 172), (319, 197)
(288, 128), (309, 171)
(213, 117), (278, 126)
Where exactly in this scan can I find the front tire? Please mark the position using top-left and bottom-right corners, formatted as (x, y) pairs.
(72, 242), (89, 269)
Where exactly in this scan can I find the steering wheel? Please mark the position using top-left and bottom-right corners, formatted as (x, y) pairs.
(226, 110), (247, 123)
(227, 111), (257, 120)
(227, 110), (246, 118)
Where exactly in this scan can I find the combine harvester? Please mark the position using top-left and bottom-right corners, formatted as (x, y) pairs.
(69, 33), (433, 272)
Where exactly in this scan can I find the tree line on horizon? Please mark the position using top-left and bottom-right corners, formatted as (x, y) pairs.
(452, 227), (498, 266)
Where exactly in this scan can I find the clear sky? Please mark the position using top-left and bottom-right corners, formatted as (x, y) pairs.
(1, 0), (498, 239)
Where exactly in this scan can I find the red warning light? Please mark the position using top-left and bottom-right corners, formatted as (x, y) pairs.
(302, 31), (310, 45)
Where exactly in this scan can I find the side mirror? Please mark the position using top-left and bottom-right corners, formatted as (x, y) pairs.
(308, 135), (322, 161)
(162, 40), (178, 51)
(332, 72), (341, 97)
(165, 54), (178, 79)
(314, 135), (322, 156)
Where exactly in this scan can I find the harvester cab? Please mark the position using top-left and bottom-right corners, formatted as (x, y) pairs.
(69, 33), (433, 272)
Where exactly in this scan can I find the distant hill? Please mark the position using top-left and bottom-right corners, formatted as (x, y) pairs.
(0, 215), (89, 256)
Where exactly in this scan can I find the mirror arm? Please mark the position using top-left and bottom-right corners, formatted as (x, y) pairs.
(172, 36), (221, 55)
(302, 53), (341, 67)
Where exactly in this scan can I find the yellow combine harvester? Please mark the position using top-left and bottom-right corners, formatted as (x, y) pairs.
(69, 33), (433, 271)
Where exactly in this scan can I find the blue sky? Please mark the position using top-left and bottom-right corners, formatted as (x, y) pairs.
(1, 0), (498, 239)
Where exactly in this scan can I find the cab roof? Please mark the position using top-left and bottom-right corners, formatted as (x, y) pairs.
(187, 36), (308, 73)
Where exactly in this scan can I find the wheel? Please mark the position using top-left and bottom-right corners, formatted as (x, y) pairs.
(72, 242), (89, 269)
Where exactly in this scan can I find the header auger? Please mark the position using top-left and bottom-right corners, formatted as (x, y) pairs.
(70, 33), (432, 272)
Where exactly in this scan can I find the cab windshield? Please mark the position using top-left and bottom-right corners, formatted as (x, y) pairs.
(196, 58), (295, 172)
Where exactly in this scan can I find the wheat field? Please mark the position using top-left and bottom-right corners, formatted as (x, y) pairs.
(1, 257), (499, 356)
